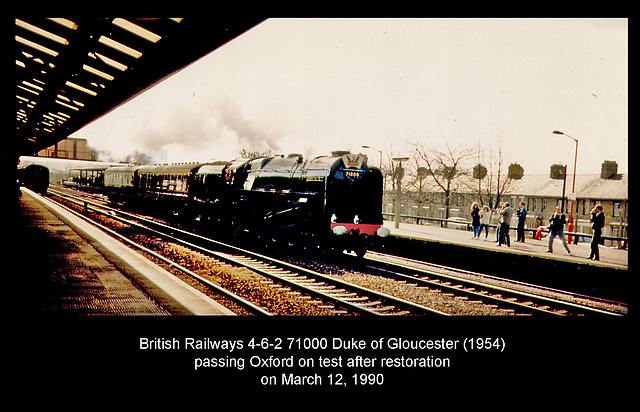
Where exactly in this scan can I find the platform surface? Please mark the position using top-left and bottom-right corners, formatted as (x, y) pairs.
(382, 220), (628, 270)
(15, 189), (236, 316)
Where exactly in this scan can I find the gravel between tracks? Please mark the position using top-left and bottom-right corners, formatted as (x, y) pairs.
(285, 256), (516, 316)
(135, 235), (339, 316)
(57, 195), (517, 316)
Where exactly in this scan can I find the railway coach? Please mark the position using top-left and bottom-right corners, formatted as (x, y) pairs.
(104, 162), (218, 217)
(18, 164), (49, 195)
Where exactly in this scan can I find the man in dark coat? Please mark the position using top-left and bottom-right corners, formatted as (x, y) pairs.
(516, 202), (527, 243)
(588, 205), (605, 261)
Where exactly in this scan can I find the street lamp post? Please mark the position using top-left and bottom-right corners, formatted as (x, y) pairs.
(362, 145), (385, 190)
(361, 145), (382, 169)
(392, 157), (409, 229)
(553, 130), (579, 242)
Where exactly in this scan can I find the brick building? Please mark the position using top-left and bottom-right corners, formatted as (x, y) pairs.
(37, 137), (96, 161)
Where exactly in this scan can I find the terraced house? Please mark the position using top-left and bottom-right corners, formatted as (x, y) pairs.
(386, 160), (628, 247)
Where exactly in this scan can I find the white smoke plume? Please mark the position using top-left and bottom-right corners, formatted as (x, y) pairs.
(94, 94), (284, 164)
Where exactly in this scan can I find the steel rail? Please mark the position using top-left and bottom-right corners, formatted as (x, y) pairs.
(366, 250), (626, 308)
(50, 189), (448, 316)
(45, 190), (273, 316)
(363, 251), (625, 316)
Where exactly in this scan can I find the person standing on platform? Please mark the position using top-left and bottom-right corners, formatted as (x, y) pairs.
(547, 206), (571, 254)
(479, 205), (491, 240)
(588, 205), (605, 260)
(516, 202), (527, 243)
(495, 203), (504, 242)
(470, 202), (481, 239)
(498, 202), (514, 247)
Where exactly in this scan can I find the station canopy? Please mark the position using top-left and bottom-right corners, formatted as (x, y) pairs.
(14, 17), (265, 157)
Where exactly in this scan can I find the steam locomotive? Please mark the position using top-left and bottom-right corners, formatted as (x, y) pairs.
(72, 151), (388, 256)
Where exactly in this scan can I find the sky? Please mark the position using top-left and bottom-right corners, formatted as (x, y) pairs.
(72, 18), (628, 175)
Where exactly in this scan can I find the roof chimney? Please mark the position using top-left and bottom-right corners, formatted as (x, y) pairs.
(550, 164), (566, 180)
(508, 163), (524, 180)
(601, 160), (618, 179)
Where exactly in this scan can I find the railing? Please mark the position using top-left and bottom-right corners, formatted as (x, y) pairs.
(382, 212), (629, 249)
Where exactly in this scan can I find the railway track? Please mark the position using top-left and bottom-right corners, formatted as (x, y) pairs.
(47, 187), (447, 316)
(48, 186), (626, 317)
(353, 251), (627, 316)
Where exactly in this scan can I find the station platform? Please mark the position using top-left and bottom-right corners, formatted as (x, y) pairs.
(14, 188), (236, 316)
(382, 220), (628, 270)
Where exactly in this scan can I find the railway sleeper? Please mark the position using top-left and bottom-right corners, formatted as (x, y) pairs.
(371, 306), (395, 312)
(280, 273), (302, 279)
(342, 296), (370, 302)
(355, 300), (382, 307)
(314, 285), (337, 291)
(330, 292), (359, 298)
(387, 311), (411, 316)
(305, 282), (328, 287)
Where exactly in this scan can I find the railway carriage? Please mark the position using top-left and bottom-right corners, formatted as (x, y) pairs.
(63, 165), (109, 192)
(18, 164), (49, 195)
(103, 165), (143, 204)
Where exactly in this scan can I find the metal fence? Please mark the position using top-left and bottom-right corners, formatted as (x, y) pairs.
(382, 212), (629, 249)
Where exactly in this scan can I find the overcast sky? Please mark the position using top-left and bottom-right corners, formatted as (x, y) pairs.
(72, 18), (628, 175)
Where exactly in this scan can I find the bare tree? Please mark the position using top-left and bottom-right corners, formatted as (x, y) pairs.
(405, 156), (431, 205)
(238, 148), (273, 159)
(465, 141), (518, 209)
(410, 141), (475, 220)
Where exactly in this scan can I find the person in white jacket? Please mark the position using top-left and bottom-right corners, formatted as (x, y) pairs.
(479, 205), (491, 240)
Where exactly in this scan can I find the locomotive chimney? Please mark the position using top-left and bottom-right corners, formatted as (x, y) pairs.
(331, 150), (350, 157)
